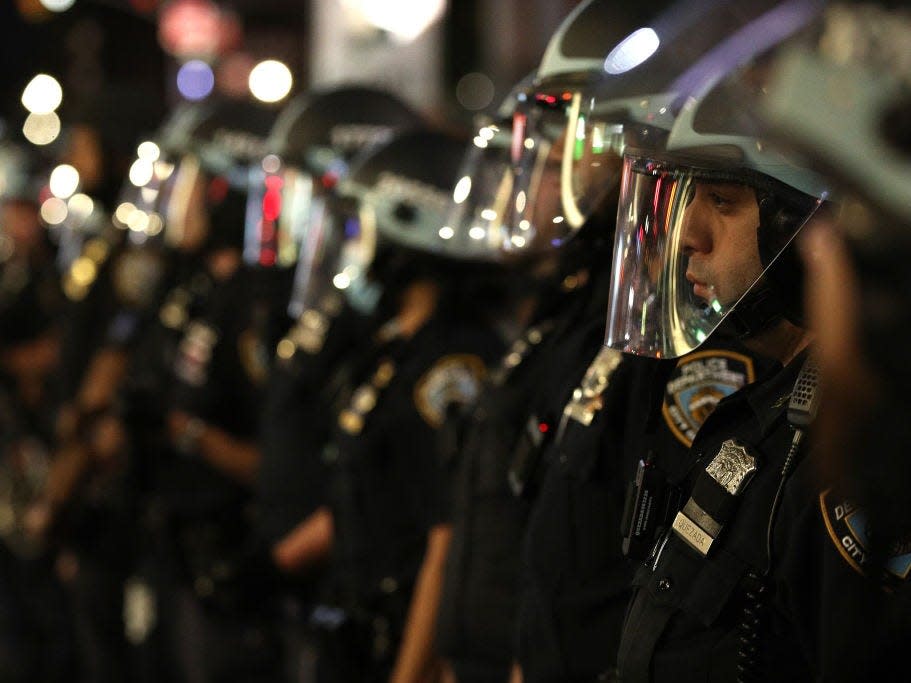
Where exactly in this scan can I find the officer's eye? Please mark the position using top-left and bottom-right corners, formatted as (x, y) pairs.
(709, 191), (731, 208)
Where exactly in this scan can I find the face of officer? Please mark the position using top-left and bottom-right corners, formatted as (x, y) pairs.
(681, 181), (762, 307)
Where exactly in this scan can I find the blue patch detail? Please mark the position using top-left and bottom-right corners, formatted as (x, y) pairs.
(845, 509), (911, 580)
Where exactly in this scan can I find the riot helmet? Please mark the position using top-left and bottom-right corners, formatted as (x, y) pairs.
(295, 128), (483, 318)
(113, 97), (278, 256)
(245, 86), (423, 274)
(758, 3), (911, 387)
(594, 0), (832, 358)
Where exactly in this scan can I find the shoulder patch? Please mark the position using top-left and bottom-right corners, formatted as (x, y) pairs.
(663, 350), (755, 447)
(414, 354), (487, 428)
(819, 489), (911, 584)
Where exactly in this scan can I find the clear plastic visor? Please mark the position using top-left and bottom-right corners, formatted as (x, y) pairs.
(491, 91), (626, 254)
(504, 95), (575, 252)
(245, 157), (316, 268)
(111, 155), (184, 244)
(287, 193), (376, 318)
(605, 155), (824, 358)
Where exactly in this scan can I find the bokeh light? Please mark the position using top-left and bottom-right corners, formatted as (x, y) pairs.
(49, 164), (80, 199)
(40, 197), (68, 225)
(176, 60), (215, 101)
(248, 60), (293, 103)
(22, 112), (61, 145)
(129, 159), (155, 187)
(137, 141), (161, 162)
(604, 28), (660, 75)
(21, 74), (63, 114)
(39, 0), (76, 11)
(456, 72), (495, 111)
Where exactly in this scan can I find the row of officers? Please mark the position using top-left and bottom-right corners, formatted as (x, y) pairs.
(0, 0), (910, 681)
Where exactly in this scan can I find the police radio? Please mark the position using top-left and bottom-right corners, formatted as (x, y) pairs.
(741, 356), (820, 682)
(508, 414), (555, 498)
(621, 453), (681, 559)
(765, 355), (820, 567)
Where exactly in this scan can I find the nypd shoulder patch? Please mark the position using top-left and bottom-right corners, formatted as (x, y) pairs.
(663, 350), (755, 447)
(819, 489), (911, 585)
(413, 354), (486, 428)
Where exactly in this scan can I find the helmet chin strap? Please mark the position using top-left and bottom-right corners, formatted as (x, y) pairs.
(729, 205), (808, 339)
(724, 277), (784, 339)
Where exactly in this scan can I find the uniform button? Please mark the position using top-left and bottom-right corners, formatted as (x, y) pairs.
(657, 577), (672, 592)
(380, 576), (398, 594)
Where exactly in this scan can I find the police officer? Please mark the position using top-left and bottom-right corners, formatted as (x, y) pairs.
(756, 3), (911, 675)
(432, 7), (656, 674)
(460, 3), (778, 681)
(581, 1), (844, 679)
(274, 127), (507, 682)
(125, 96), (292, 683)
(249, 86), (424, 682)
(0, 142), (74, 683)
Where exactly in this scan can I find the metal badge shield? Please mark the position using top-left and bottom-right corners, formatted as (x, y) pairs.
(705, 439), (758, 496)
(672, 439), (758, 556)
(563, 346), (624, 427)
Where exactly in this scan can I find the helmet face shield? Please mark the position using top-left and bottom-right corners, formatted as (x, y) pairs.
(112, 154), (201, 248)
(287, 192), (377, 317)
(442, 125), (512, 254)
(606, 154), (826, 358)
(558, 91), (627, 230)
(245, 156), (317, 268)
(498, 89), (627, 253)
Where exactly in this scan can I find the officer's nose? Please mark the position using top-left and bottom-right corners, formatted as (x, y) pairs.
(680, 185), (712, 257)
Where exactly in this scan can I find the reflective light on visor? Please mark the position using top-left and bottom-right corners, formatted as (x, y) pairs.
(262, 175), (283, 221)
(574, 115), (586, 161)
(604, 28), (660, 75)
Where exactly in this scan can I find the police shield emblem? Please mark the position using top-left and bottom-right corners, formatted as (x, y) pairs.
(414, 354), (486, 428)
(662, 350), (755, 447)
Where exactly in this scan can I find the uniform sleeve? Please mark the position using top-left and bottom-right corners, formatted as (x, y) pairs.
(772, 465), (911, 680)
(402, 353), (487, 531)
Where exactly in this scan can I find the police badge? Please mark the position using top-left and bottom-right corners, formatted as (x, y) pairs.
(672, 439), (759, 556)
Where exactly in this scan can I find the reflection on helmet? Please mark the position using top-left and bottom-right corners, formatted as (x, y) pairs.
(112, 97), (278, 257)
(245, 87), (423, 274)
(292, 129), (478, 317)
(759, 3), (911, 383)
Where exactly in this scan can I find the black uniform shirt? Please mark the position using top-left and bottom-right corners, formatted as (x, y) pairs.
(256, 301), (368, 546)
(327, 315), (503, 612)
(769, 444), (911, 679)
(520, 336), (771, 683)
(616, 355), (810, 682)
(437, 306), (607, 680)
(162, 265), (294, 516)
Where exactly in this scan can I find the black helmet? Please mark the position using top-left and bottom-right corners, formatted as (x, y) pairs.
(291, 128), (487, 316)
(113, 96), (279, 255)
(574, 0), (833, 358)
(760, 2), (911, 380)
(244, 86), (423, 269)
